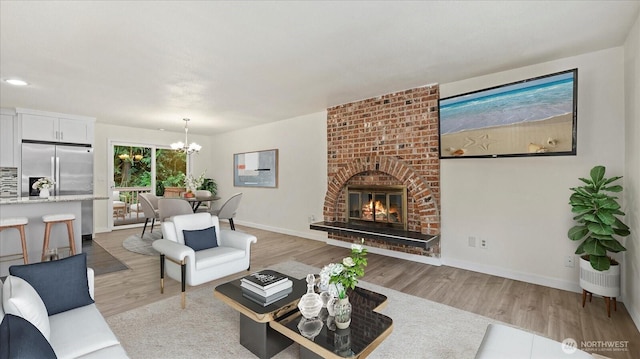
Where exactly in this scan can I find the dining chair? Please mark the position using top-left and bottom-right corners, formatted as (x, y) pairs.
(210, 193), (242, 230)
(194, 189), (213, 212)
(158, 198), (194, 222)
(138, 193), (160, 238)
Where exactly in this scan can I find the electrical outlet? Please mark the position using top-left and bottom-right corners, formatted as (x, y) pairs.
(565, 255), (575, 268)
(480, 239), (488, 249)
(468, 236), (476, 247)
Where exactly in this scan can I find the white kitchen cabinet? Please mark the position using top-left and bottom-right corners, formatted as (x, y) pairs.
(18, 109), (95, 145)
(0, 113), (15, 167)
(58, 117), (93, 143)
(20, 113), (57, 142)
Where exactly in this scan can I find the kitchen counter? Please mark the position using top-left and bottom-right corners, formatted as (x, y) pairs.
(0, 194), (108, 276)
(0, 194), (108, 205)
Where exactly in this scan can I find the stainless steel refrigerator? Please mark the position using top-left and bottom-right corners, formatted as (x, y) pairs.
(21, 141), (94, 240)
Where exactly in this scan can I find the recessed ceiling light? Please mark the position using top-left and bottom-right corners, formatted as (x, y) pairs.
(5, 79), (29, 86)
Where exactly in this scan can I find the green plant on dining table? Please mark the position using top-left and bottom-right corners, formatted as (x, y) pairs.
(200, 178), (217, 196)
(184, 171), (206, 193)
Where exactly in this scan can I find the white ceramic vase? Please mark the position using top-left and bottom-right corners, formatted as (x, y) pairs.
(39, 188), (50, 198)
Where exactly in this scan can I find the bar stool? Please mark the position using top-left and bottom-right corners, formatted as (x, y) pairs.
(41, 213), (76, 261)
(0, 217), (29, 264)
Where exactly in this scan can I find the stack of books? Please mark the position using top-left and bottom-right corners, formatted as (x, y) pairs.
(240, 270), (293, 306)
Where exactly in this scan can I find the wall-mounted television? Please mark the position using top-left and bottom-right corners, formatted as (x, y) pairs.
(439, 69), (577, 159)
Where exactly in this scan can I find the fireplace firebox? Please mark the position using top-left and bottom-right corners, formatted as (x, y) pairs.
(346, 185), (407, 230)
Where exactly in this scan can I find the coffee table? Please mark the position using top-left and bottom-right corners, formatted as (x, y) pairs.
(270, 286), (393, 359)
(214, 273), (307, 359)
(215, 273), (393, 359)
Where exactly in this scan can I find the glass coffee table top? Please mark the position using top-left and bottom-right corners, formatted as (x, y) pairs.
(271, 287), (393, 358)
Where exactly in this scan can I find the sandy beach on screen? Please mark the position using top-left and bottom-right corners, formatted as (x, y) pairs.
(441, 113), (574, 157)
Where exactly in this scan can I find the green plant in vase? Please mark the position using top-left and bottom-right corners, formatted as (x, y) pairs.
(320, 240), (368, 299)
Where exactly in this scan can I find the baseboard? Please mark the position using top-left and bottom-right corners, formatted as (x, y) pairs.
(443, 257), (584, 294)
(234, 220), (327, 242)
(95, 226), (110, 234)
(626, 299), (640, 333)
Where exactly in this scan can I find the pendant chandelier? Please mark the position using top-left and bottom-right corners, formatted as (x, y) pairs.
(170, 118), (201, 155)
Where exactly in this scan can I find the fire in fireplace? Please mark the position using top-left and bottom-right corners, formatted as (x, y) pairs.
(347, 185), (407, 230)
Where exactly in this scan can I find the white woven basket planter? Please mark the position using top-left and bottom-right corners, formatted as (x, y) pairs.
(579, 256), (620, 297)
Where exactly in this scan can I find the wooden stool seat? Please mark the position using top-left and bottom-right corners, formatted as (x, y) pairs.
(0, 217), (29, 264)
(42, 213), (76, 261)
(0, 217), (29, 227)
(43, 213), (76, 222)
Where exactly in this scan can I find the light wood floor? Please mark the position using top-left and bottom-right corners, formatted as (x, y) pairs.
(91, 223), (639, 359)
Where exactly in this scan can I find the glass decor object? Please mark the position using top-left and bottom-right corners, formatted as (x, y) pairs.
(298, 274), (323, 319)
(297, 317), (323, 340)
(333, 297), (352, 329)
(320, 291), (332, 308)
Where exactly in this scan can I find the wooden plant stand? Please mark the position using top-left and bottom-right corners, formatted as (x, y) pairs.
(582, 289), (617, 317)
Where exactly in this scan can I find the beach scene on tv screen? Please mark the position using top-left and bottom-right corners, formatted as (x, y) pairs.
(439, 71), (575, 157)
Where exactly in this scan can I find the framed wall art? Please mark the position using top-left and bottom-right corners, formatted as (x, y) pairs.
(439, 68), (578, 159)
(233, 149), (278, 188)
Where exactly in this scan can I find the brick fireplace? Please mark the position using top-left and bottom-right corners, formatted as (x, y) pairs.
(315, 85), (441, 258)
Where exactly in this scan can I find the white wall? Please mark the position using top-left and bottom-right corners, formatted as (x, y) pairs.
(92, 122), (213, 233)
(440, 47), (626, 293)
(623, 12), (640, 329)
(209, 111), (327, 240)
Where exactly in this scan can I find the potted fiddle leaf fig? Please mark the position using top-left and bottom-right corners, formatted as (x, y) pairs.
(568, 165), (630, 271)
(568, 165), (631, 307)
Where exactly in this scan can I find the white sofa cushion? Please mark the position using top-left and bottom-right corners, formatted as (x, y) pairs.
(0, 277), (4, 321)
(76, 344), (130, 359)
(2, 275), (51, 340)
(48, 304), (121, 359)
(475, 324), (593, 359)
(476, 323), (533, 359)
(195, 246), (245, 270)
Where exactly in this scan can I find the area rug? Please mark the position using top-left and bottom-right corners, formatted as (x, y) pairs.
(122, 231), (162, 256)
(83, 240), (129, 276)
(107, 261), (501, 358)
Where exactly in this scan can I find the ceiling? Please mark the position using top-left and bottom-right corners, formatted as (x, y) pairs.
(1, 1), (639, 136)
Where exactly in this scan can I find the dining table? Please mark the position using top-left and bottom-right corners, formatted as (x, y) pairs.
(183, 195), (221, 212)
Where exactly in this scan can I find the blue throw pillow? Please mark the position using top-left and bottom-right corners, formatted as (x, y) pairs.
(9, 253), (94, 316)
(0, 314), (57, 359)
(183, 226), (218, 251)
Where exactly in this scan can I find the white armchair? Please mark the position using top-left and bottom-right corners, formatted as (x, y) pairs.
(151, 212), (257, 308)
